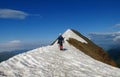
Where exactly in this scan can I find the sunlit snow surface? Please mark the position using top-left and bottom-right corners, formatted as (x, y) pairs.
(0, 42), (120, 77)
(0, 29), (120, 77)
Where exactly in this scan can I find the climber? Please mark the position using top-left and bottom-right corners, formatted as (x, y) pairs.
(57, 33), (64, 50)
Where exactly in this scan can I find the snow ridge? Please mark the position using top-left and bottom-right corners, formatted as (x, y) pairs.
(0, 29), (120, 77)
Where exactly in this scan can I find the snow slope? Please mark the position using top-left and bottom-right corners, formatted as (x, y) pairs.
(0, 29), (120, 77)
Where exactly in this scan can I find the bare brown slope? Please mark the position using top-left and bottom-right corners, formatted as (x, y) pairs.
(67, 29), (117, 67)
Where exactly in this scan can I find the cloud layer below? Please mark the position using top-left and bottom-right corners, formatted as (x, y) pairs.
(88, 31), (120, 50)
(0, 9), (28, 19)
(0, 40), (50, 52)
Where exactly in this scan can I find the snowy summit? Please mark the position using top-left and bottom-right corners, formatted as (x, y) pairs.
(62, 29), (88, 44)
(0, 29), (120, 77)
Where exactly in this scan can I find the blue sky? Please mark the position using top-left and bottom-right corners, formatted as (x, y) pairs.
(0, 0), (120, 51)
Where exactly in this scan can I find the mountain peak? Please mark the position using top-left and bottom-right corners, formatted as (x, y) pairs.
(51, 29), (87, 45)
(62, 29), (88, 44)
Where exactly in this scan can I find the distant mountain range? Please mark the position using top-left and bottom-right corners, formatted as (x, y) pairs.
(107, 47), (120, 67)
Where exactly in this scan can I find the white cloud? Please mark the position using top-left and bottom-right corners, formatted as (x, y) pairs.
(88, 31), (120, 49)
(0, 9), (28, 19)
(0, 40), (50, 52)
(113, 36), (120, 42)
(0, 40), (22, 52)
(9, 40), (21, 44)
(115, 24), (120, 27)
